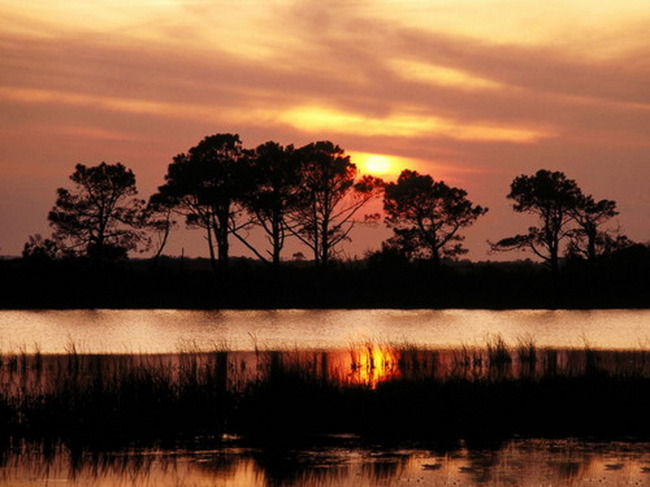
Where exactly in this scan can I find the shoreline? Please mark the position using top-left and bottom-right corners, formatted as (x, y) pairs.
(2, 254), (649, 310)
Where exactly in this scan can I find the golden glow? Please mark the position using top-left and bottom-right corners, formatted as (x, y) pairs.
(348, 346), (400, 388)
(391, 60), (503, 91)
(364, 155), (392, 174)
(279, 105), (435, 137)
(351, 153), (394, 176)
(349, 151), (475, 182)
(0, 85), (551, 146)
(281, 105), (551, 142)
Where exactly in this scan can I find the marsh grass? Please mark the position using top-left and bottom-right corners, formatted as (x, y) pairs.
(2, 339), (650, 445)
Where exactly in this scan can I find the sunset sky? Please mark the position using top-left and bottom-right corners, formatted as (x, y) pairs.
(1, 0), (648, 260)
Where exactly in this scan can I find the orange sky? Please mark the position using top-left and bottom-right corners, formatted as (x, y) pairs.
(1, 0), (649, 259)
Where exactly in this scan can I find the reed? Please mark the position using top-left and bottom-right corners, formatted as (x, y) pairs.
(1, 340), (650, 445)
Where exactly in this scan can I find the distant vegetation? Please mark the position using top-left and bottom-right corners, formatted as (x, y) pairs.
(12, 132), (648, 309)
(3, 247), (650, 308)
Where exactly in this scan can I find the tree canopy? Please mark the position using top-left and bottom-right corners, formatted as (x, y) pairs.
(47, 162), (147, 260)
(491, 169), (627, 274)
(242, 141), (302, 266)
(154, 133), (247, 274)
(568, 195), (625, 260)
(383, 169), (487, 266)
(288, 141), (384, 267)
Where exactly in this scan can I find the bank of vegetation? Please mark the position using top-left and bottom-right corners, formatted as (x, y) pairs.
(1, 342), (650, 447)
(3, 245), (650, 309)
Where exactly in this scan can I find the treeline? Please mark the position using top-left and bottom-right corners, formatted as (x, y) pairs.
(24, 133), (637, 279)
(4, 244), (650, 309)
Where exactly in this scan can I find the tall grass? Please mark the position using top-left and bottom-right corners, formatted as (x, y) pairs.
(2, 340), (650, 445)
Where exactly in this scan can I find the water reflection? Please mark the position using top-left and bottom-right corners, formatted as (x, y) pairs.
(347, 345), (400, 388)
(2, 439), (650, 486)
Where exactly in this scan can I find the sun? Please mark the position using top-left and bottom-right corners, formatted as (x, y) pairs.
(365, 155), (392, 174)
(351, 152), (400, 177)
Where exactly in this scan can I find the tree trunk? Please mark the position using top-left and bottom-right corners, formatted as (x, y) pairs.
(153, 223), (171, 262)
(431, 245), (441, 270)
(320, 219), (329, 268)
(587, 226), (597, 261)
(271, 215), (282, 266)
(216, 213), (230, 275)
(549, 246), (559, 277)
(206, 225), (218, 275)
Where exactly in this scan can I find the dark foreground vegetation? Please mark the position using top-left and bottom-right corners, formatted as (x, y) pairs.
(3, 244), (650, 308)
(1, 343), (650, 449)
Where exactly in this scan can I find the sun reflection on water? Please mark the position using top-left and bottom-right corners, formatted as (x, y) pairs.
(347, 345), (401, 388)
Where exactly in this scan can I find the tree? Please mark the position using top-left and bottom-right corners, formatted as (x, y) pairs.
(154, 134), (247, 274)
(490, 169), (582, 275)
(145, 193), (176, 262)
(288, 141), (383, 267)
(22, 234), (65, 261)
(383, 169), (487, 267)
(239, 141), (302, 266)
(47, 162), (147, 260)
(568, 195), (626, 261)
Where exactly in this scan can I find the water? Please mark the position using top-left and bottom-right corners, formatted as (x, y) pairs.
(2, 308), (650, 486)
(2, 439), (650, 486)
(1, 308), (650, 353)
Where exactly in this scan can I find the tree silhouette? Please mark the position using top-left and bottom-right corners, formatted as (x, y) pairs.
(288, 141), (383, 267)
(383, 169), (487, 267)
(491, 169), (582, 275)
(154, 134), (247, 274)
(241, 141), (302, 266)
(145, 193), (176, 262)
(22, 234), (65, 260)
(47, 162), (147, 260)
(568, 195), (629, 260)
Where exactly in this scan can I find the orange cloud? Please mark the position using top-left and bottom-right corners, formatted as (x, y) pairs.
(390, 59), (503, 91)
(280, 105), (552, 142)
(0, 86), (278, 127)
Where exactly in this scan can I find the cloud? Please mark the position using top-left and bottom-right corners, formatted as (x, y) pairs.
(279, 105), (551, 142)
(389, 59), (504, 91)
(3, 9), (647, 143)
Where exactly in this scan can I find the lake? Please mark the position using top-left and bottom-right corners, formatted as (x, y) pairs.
(2, 308), (650, 486)
(2, 308), (650, 353)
